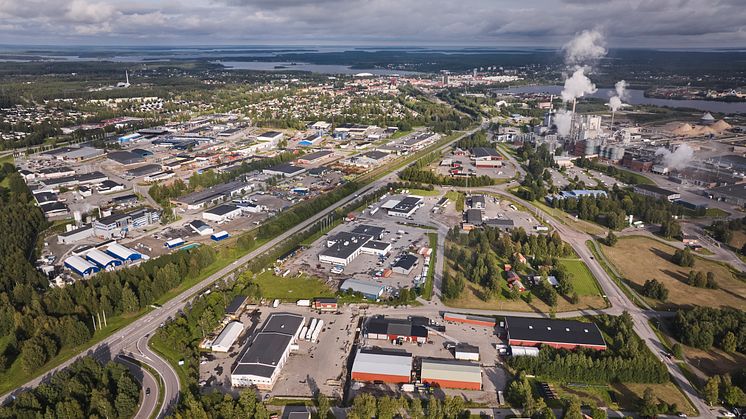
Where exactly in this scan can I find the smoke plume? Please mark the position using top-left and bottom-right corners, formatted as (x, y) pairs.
(615, 80), (628, 100)
(554, 109), (573, 136)
(655, 144), (694, 170)
(561, 67), (597, 103)
(563, 29), (607, 66)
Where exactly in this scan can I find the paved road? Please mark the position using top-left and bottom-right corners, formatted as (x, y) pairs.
(0, 124), (485, 411)
(117, 355), (160, 419)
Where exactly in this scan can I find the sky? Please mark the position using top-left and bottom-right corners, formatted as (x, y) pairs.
(0, 0), (744, 48)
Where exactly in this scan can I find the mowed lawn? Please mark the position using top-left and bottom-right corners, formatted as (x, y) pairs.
(602, 236), (746, 310)
(252, 271), (334, 301)
(558, 258), (602, 296)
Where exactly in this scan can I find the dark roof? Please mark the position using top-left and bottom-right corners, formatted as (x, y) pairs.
(709, 184), (746, 200)
(176, 181), (248, 205)
(112, 194), (138, 203)
(126, 164), (162, 177)
(258, 131), (283, 138)
(40, 201), (68, 213)
(466, 209), (483, 225)
(484, 218), (515, 228)
(107, 151), (144, 164)
(315, 297), (338, 304)
(352, 224), (385, 238)
(320, 231), (372, 260)
(393, 254), (418, 270)
(99, 179), (122, 189)
(390, 196), (422, 214)
(226, 295), (247, 314)
(188, 219), (211, 230)
(363, 240), (390, 250)
(366, 316), (428, 338)
(505, 316), (606, 348)
(298, 150), (332, 161)
(34, 191), (58, 203)
(265, 163), (305, 175)
(471, 147), (500, 158)
(455, 343), (479, 353)
(362, 150), (388, 160)
(471, 195), (486, 205)
(233, 313), (304, 378)
(635, 184), (678, 197)
(205, 204), (240, 217)
(261, 312), (305, 334)
(96, 212), (130, 225)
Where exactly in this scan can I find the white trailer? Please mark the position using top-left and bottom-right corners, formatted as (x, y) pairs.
(299, 326), (308, 341)
(310, 319), (324, 343)
(296, 299), (311, 307)
(306, 318), (317, 340)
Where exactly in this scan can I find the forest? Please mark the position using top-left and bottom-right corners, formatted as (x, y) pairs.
(508, 313), (669, 384)
(671, 307), (746, 354)
(0, 358), (140, 419)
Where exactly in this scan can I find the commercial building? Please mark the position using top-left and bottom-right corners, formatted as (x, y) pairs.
(64, 255), (99, 277)
(58, 224), (95, 244)
(386, 196), (423, 218)
(392, 253), (418, 275)
(443, 312), (496, 327)
(125, 164), (162, 178)
(296, 150), (333, 165)
(470, 147), (503, 167)
(318, 230), (391, 266)
(93, 208), (160, 238)
(175, 181), (251, 210)
(262, 163), (306, 178)
(548, 189), (607, 202)
(256, 131), (284, 143)
(107, 151), (144, 165)
(225, 295), (248, 319)
(350, 348), (412, 383)
(340, 279), (384, 300)
(212, 321), (244, 352)
(203, 204), (242, 223)
(504, 316), (607, 351)
(420, 358), (482, 390)
(364, 315), (429, 344)
(313, 298), (338, 312)
(634, 184), (681, 201)
(231, 313), (305, 389)
(188, 219), (214, 236)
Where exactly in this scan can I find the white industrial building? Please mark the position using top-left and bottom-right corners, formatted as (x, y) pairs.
(203, 204), (242, 223)
(212, 321), (244, 352)
(64, 255), (99, 277)
(105, 242), (142, 261)
(231, 313), (305, 390)
(454, 343), (480, 361)
(86, 249), (122, 269)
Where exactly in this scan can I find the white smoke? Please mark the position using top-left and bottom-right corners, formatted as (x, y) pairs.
(563, 29), (607, 66)
(561, 67), (597, 103)
(655, 144), (694, 170)
(608, 80), (628, 112)
(554, 109), (573, 137)
(608, 96), (623, 112)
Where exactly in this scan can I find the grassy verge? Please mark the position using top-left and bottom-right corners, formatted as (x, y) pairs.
(148, 336), (190, 391)
(558, 258), (604, 296)
(251, 271), (334, 301)
(444, 190), (465, 212)
(585, 240), (648, 309)
(119, 355), (165, 419)
(422, 233), (437, 300)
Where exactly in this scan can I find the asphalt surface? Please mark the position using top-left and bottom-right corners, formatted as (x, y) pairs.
(116, 355), (160, 419)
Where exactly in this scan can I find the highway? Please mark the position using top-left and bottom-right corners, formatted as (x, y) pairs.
(116, 355), (160, 419)
(0, 123), (485, 414)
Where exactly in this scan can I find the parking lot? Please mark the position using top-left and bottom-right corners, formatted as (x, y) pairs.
(198, 304), (358, 399)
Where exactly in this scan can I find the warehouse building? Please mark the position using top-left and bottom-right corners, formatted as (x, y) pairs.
(443, 312), (496, 327)
(340, 279), (384, 300)
(105, 242), (142, 261)
(364, 315), (429, 344)
(318, 230), (391, 266)
(188, 219), (214, 236)
(392, 253), (418, 275)
(58, 224), (95, 244)
(351, 348), (412, 383)
(212, 321), (244, 352)
(231, 313), (305, 389)
(633, 184), (681, 201)
(386, 196), (423, 218)
(86, 249), (123, 269)
(225, 295), (248, 319)
(420, 358), (482, 390)
(175, 181), (251, 210)
(470, 147), (503, 167)
(505, 316), (607, 351)
(126, 164), (162, 178)
(296, 149), (333, 164)
(107, 151), (144, 165)
(708, 184), (746, 207)
(203, 204), (242, 223)
(64, 255), (100, 277)
(262, 163), (306, 178)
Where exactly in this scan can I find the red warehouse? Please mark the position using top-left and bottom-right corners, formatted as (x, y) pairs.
(504, 316), (607, 351)
(351, 348), (412, 383)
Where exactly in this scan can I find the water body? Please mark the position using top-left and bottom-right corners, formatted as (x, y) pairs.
(216, 61), (422, 75)
(493, 85), (746, 114)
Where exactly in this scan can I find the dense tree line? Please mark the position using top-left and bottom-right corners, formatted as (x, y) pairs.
(672, 307), (746, 354)
(672, 248), (695, 267)
(0, 358), (139, 418)
(347, 393), (469, 419)
(443, 226), (573, 302)
(685, 270), (718, 289)
(514, 144), (556, 201)
(454, 129), (491, 149)
(704, 374), (746, 407)
(549, 185), (686, 230)
(508, 313), (669, 384)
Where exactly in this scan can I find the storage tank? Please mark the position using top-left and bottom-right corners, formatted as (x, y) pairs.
(584, 139), (599, 155)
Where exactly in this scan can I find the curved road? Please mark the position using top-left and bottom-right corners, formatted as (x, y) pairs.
(117, 355), (160, 419)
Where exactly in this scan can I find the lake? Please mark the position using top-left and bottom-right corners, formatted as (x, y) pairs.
(215, 61), (422, 76)
(493, 85), (746, 114)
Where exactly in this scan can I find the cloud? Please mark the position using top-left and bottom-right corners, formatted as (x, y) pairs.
(0, 0), (743, 46)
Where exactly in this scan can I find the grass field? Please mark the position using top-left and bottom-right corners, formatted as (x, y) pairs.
(532, 200), (607, 236)
(552, 382), (695, 416)
(252, 271), (334, 300)
(444, 190), (465, 212)
(601, 236), (746, 310)
(729, 229), (746, 250)
(558, 259), (602, 295)
(406, 188), (442, 197)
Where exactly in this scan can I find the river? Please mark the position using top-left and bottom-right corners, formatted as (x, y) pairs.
(215, 61), (421, 76)
(492, 85), (746, 114)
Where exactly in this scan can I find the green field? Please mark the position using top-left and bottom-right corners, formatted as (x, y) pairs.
(558, 259), (603, 296)
(406, 188), (442, 196)
(252, 271), (334, 300)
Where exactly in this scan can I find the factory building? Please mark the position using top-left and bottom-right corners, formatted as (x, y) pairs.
(175, 181), (251, 210)
(633, 184), (681, 202)
(262, 163), (306, 178)
(708, 184), (746, 207)
(420, 358), (482, 390)
(504, 316), (607, 351)
(86, 249), (122, 269)
(105, 243), (142, 261)
(364, 315), (429, 344)
(470, 147), (503, 167)
(318, 230), (390, 266)
(211, 321), (244, 353)
(231, 313), (305, 390)
(203, 204), (242, 223)
(64, 255), (100, 277)
(443, 312), (496, 327)
(340, 279), (384, 300)
(57, 224), (95, 244)
(351, 348), (413, 383)
(189, 220), (214, 236)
